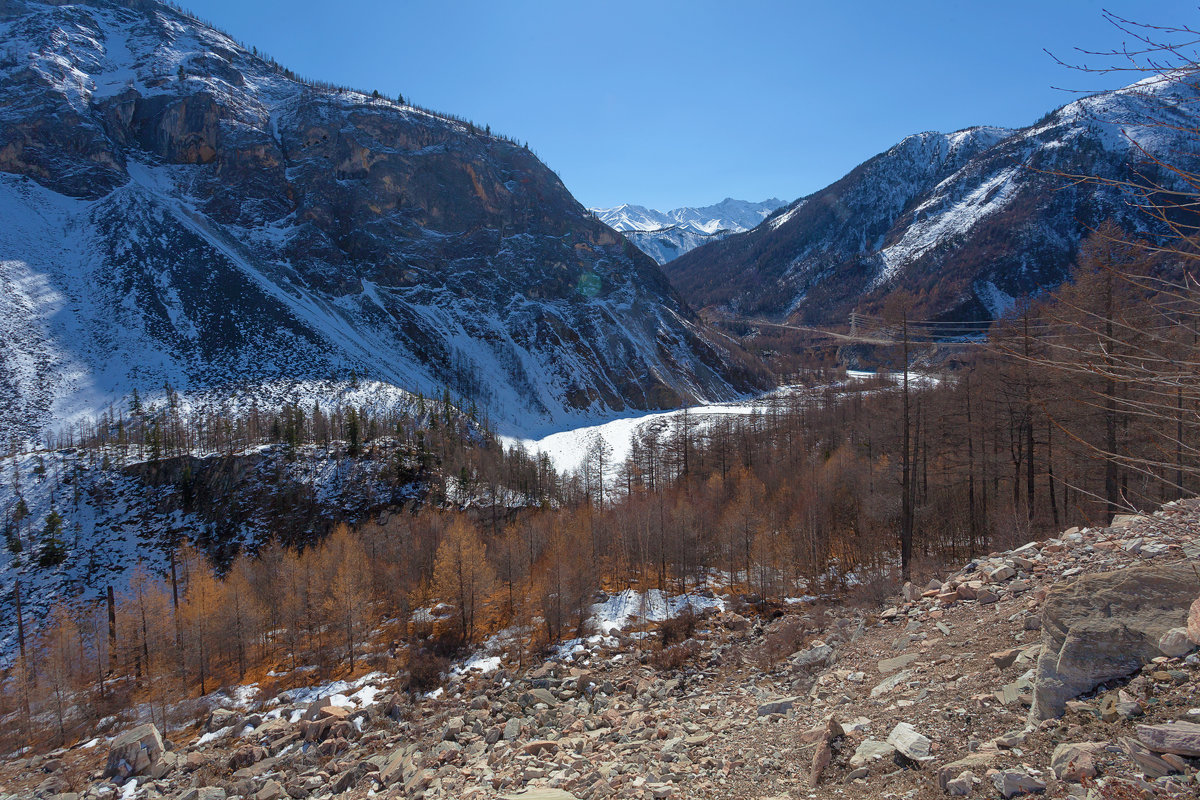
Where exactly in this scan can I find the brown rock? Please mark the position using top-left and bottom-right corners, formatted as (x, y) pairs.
(990, 648), (1022, 670)
(1119, 737), (1177, 779)
(1050, 742), (1104, 781)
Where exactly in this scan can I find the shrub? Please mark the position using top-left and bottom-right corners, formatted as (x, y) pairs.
(658, 610), (696, 648)
(651, 639), (701, 672)
(758, 617), (808, 668)
(405, 648), (449, 693)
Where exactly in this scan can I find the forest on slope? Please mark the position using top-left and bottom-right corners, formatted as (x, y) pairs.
(2, 6), (1200, 762)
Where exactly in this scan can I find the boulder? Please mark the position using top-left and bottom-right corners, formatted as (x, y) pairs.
(1050, 742), (1105, 781)
(1136, 721), (1200, 757)
(1158, 627), (1195, 657)
(849, 739), (895, 767)
(946, 770), (976, 796)
(105, 723), (165, 779)
(1031, 564), (1199, 719)
(877, 653), (919, 673)
(886, 722), (932, 762)
(756, 696), (799, 716)
(992, 769), (1046, 798)
(938, 752), (998, 791)
(1119, 737), (1176, 778)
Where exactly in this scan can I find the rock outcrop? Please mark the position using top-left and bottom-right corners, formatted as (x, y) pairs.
(1030, 564), (1199, 719)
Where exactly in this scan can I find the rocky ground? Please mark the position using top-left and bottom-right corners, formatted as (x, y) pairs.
(5, 501), (1200, 800)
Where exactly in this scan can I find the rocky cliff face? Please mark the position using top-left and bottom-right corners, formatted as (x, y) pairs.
(666, 76), (1200, 326)
(0, 0), (762, 441)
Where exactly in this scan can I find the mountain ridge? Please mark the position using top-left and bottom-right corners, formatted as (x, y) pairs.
(665, 76), (1199, 325)
(591, 197), (785, 265)
(0, 0), (765, 442)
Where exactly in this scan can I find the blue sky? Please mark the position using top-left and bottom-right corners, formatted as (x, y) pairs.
(186, 0), (1195, 210)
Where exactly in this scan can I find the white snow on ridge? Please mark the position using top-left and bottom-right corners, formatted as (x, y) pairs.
(592, 198), (785, 236)
(591, 198), (787, 263)
(874, 165), (1022, 289)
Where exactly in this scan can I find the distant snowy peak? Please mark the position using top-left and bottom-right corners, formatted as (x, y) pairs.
(591, 198), (786, 264)
(593, 198), (786, 235)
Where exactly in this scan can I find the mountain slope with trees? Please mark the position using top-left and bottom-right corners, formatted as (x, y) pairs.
(0, 0), (764, 445)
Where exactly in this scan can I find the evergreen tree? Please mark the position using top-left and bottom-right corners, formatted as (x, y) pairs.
(38, 509), (67, 567)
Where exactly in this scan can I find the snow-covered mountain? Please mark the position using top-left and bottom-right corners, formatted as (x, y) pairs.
(591, 198), (785, 264)
(666, 75), (1200, 324)
(0, 0), (765, 444)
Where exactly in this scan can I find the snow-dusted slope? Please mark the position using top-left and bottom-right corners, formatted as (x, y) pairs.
(591, 198), (785, 264)
(0, 0), (763, 444)
(667, 75), (1200, 324)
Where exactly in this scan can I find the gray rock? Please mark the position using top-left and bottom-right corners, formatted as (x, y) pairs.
(877, 653), (919, 673)
(946, 770), (976, 796)
(991, 769), (1046, 797)
(756, 696), (799, 716)
(1031, 564), (1199, 719)
(848, 739), (895, 767)
(104, 723), (164, 780)
(886, 722), (932, 761)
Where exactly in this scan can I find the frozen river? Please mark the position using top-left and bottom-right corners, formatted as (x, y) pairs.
(500, 372), (877, 475)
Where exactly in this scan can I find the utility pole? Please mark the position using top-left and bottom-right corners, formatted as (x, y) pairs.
(900, 312), (914, 582)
